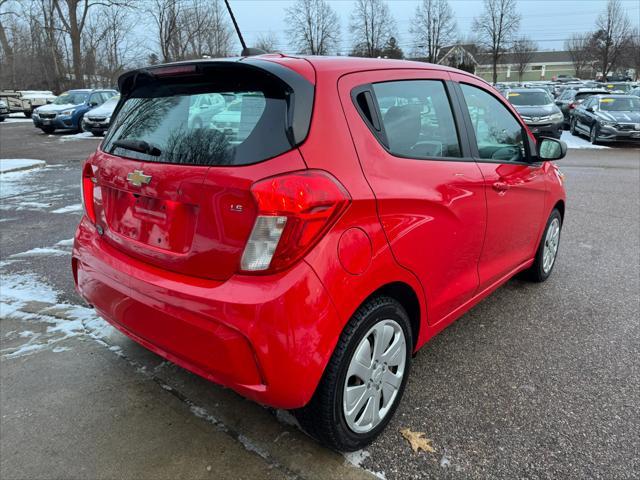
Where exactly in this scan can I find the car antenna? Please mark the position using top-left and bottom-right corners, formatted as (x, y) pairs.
(223, 0), (266, 57)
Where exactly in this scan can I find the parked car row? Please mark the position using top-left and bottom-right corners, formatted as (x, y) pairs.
(32, 89), (118, 134)
(494, 79), (640, 142)
(0, 90), (57, 117)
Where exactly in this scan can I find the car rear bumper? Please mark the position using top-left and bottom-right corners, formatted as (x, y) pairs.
(72, 217), (341, 409)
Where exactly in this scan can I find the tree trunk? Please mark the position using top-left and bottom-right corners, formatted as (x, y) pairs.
(492, 54), (498, 84)
(0, 19), (15, 89)
(67, 4), (83, 87)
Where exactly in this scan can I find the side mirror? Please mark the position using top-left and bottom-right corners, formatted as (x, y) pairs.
(537, 137), (567, 161)
(586, 107), (594, 112)
(89, 102), (98, 107)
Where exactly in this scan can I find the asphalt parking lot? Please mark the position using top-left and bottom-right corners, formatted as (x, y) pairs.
(1, 119), (639, 480)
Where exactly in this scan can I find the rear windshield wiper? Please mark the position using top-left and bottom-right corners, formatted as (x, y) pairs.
(112, 139), (162, 156)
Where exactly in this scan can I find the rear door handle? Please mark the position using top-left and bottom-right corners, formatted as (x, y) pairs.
(492, 181), (510, 193)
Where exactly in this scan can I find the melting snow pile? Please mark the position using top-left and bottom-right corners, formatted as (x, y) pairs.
(0, 272), (114, 358)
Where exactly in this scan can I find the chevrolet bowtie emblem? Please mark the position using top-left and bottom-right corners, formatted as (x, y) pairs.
(127, 170), (152, 187)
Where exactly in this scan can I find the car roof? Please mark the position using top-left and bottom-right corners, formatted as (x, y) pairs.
(511, 88), (546, 93)
(593, 94), (635, 99)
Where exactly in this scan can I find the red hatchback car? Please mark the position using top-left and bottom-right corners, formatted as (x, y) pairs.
(73, 56), (567, 451)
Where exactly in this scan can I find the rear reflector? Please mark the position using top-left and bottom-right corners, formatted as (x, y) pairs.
(239, 170), (350, 273)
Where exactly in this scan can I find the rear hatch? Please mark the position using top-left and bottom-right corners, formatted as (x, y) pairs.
(85, 60), (314, 281)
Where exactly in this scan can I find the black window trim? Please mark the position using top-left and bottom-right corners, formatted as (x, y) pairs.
(453, 81), (540, 167)
(351, 77), (475, 163)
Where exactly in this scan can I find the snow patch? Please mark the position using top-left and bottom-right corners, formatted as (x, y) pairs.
(0, 167), (42, 199)
(0, 272), (114, 359)
(59, 132), (99, 141)
(10, 247), (70, 258)
(0, 159), (46, 173)
(51, 203), (82, 214)
(344, 450), (386, 479)
(55, 238), (74, 247)
(560, 131), (609, 149)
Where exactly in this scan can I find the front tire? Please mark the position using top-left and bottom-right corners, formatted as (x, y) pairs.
(590, 125), (599, 145)
(41, 126), (55, 134)
(524, 209), (562, 282)
(294, 296), (412, 451)
(569, 118), (578, 136)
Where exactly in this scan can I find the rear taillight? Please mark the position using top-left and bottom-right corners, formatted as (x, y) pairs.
(569, 102), (576, 109)
(240, 170), (350, 273)
(81, 163), (96, 223)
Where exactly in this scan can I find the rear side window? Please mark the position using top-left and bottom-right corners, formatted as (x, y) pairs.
(103, 74), (293, 166)
(460, 84), (525, 163)
(371, 80), (461, 158)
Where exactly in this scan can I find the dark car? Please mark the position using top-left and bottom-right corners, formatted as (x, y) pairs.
(0, 99), (8, 121)
(507, 88), (564, 139)
(32, 89), (117, 134)
(555, 88), (609, 128)
(569, 95), (640, 144)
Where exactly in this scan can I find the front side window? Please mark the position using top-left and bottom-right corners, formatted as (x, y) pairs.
(460, 84), (526, 163)
(370, 80), (461, 158)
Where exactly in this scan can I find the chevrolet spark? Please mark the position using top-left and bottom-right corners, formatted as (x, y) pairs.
(73, 56), (567, 451)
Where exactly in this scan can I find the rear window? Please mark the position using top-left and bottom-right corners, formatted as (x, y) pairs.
(103, 74), (294, 166)
(507, 91), (552, 106)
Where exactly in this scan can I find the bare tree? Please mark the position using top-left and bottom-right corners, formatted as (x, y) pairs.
(511, 36), (536, 81)
(592, 0), (632, 80)
(52, 0), (130, 87)
(149, 0), (181, 62)
(254, 32), (279, 53)
(410, 0), (456, 63)
(349, 0), (396, 58)
(0, 0), (18, 88)
(285, 0), (340, 55)
(565, 32), (594, 79)
(472, 0), (521, 84)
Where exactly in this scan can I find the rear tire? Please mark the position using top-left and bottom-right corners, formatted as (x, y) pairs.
(523, 209), (562, 282)
(294, 296), (413, 451)
(41, 126), (55, 134)
(24, 111), (32, 118)
(569, 118), (577, 136)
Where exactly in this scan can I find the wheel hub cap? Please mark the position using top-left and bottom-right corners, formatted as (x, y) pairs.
(542, 218), (560, 274)
(342, 320), (407, 434)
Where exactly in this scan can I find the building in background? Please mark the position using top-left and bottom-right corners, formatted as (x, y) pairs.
(475, 51), (578, 82)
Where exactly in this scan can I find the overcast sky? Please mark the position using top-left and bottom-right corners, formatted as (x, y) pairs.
(222, 0), (640, 55)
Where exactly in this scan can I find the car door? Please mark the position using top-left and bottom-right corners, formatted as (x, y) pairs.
(577, 98), (594, 132)
(338, 70), (487, 325)
(451, 75), (547, 290)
